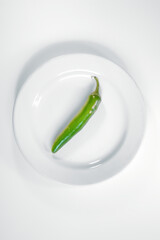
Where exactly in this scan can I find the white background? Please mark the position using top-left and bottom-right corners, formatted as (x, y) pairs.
(1, 0), (160, 239)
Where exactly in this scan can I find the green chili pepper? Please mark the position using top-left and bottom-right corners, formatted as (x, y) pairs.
(51, 76), (101, 153)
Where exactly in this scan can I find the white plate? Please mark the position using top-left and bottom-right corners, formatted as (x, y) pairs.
(13, 54), (146, 184)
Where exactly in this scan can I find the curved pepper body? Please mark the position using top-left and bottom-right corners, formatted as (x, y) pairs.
(52, 76), (101, 153)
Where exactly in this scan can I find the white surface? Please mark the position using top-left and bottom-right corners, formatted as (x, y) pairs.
(1, 0), (160, 239)
(13, 54), (145, 184)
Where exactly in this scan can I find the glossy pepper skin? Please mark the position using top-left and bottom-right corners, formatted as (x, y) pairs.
(51, 76), (101, 153)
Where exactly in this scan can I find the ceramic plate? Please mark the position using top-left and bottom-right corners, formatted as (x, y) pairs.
(13, 54), (146, 184)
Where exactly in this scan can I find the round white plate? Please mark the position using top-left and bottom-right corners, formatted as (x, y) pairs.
(13, 54), (146, 184)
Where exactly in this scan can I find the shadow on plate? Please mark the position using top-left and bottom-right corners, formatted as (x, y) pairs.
(15, 40), (127, 97)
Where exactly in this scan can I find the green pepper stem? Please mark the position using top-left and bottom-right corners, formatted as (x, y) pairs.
(91, 76), (100, 96)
